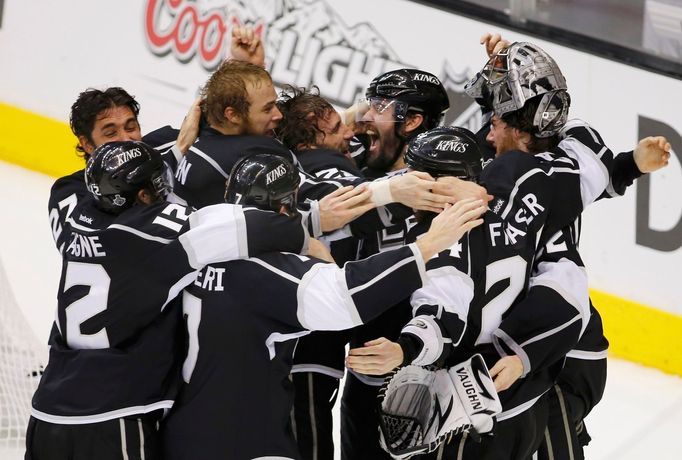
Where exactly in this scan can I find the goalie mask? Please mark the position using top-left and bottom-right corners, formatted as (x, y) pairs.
(225, 154), (300, 216)
(404, 127), (483, 182)
(483, 42), (570, 138)
(469, 42), (570, 138)
(85, 141), (171, 214)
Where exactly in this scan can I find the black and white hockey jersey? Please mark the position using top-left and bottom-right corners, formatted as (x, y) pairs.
(161, 244), (429, 460)
(48, 126), (182, 253)
(401, 120), (641, 418)
(32, 199), (309, 424)
(292, 148), (364, 377)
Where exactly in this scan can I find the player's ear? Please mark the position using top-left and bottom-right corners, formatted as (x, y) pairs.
(78, 135), (96, 155)
(224, 106), (242, 126)
(403, 113), (424, 136)
(513, 128), (531, 149)
(137, 189), (156, 205)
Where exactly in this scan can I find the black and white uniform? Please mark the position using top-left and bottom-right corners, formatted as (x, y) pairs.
(172, 127), (412, 238)
(160, 243), (430, 460)
(47, 126), (182, 254)
(405, 121), (641, 459)
(535, 121), (644, 460)
(290, 148), (364, 460)
(398, 150), (586, 460)
(340, 167), (419, 460)
(27, 199), (308, 460)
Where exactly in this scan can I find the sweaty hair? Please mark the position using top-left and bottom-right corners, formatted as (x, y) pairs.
(275, 86), (334, 150)
(202, 59), (272, 128)
(501, 95), (560, 153)
(70, 87), (140, 158)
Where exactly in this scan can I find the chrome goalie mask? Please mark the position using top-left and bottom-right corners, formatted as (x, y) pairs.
(466, 41), (570, 138)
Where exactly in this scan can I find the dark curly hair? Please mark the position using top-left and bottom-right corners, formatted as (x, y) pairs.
(501, 95), (560, 154)
(70, 87), (140, 159)
(275, 86), (335, 150)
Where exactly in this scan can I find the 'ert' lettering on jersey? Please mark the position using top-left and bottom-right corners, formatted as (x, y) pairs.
(194, 266), (226, 292)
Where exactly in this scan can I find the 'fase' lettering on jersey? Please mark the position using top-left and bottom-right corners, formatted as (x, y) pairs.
(488, 192), (545, 246)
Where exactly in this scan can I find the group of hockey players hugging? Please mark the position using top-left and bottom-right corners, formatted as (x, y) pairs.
(27, 26), (671, 460)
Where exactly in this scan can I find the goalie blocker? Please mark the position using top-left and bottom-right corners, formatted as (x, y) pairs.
(378, 354), (502, 459)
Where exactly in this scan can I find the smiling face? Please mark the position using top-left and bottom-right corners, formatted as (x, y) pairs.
(360, 99), (403, 170)
(242, 78), (283, 136)
(486, 115), (520, 157)
(80, 106), (142, 154)
(314, 109), (354, 153)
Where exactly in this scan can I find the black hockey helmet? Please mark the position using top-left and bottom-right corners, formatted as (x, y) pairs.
(225, 154), (300, 216)
(365, 68), (449, 131)
(85, 141), (171, 214)
(404, 126), (483, 182)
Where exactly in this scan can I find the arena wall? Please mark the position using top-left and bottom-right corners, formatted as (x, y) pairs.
(0, 0), (680, 375)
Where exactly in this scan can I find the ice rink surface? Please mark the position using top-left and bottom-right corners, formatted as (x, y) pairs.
(1, 160), (680, 460)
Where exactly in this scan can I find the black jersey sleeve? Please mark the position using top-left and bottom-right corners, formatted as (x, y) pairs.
(236, 243), (428, 332)
(396, 236), (474, 367)
(559, 119), (643, 202)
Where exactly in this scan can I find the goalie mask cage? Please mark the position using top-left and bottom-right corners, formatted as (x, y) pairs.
(0, 256), (45, 457)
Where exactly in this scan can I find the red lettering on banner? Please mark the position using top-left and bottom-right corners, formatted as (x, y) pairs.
(144, 0), (262, 70)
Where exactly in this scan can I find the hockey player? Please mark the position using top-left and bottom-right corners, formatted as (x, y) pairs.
(349, 39), (670, 459)
(275, 85), (363, 460)
(48, 87), (202, 253)
(348, 124), (591, 459)
(47, 25), (263, 255)
(159, 153), (487, 460)
(27, 141), (318, 460)
(340, 68), (490, 460)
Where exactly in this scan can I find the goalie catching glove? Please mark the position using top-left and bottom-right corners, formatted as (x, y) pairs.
(377, 354), (502, 459)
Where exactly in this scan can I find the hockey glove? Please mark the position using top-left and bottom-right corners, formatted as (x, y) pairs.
(377, 354), (502, 459)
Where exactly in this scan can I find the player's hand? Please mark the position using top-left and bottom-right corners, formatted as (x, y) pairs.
(634, 136), (672, 173)
(416, 198), (486, 260)
(489, 355), (524, 392)
(176, 97), (203, 154)
(319, 185), (374, 232)
(307, 238), (335, 263)
(346, 337), (404, 375)
(480, 32), (510, 58)
(389, 171), (453, 212)
(230, 25), (265, 67)
(433, 176), (493, 204)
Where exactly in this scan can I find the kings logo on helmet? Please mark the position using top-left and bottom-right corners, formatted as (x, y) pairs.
(413, 73), (441, 85)
(435, 140), (468, 153)
(266, 164), (288, 185)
